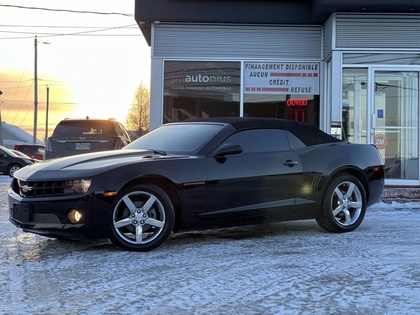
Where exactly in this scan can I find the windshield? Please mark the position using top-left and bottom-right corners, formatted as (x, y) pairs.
(123, 123), (223, 154)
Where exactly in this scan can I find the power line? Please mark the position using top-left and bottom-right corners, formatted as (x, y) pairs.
(0, 79), (33, 84)
(0, 24), (139, 29)
(0, 33), (141, 39)
(0, 5), (144, 132)
(0, 5), (140, 39)
(0, 24), (142, 40)
(0, 4), (133, 17)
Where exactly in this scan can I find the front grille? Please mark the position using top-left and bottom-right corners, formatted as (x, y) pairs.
(18, 180), (66, 198)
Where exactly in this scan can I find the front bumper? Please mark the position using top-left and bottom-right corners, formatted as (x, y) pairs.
(8, 188), (113, 240)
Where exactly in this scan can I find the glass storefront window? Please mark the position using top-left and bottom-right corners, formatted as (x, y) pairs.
(343, 66), (419, 181)
(374, 71), (419, 180)
(243, 62), (320, 125)
(163, 61), (240, 124)
(243, 94), (319, 124)
(163, 60), (321, 126)
(342, 68), (368, 143)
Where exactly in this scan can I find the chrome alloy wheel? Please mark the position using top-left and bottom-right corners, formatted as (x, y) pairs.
(330, 181), (363, 226)
(113, 191), (166, 245)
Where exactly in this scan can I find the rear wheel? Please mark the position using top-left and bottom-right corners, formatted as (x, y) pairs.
(110, 184), (175, 251)
(316, 174), (366, 233)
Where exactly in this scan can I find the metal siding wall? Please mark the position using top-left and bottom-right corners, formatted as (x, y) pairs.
(153, 24), (322, 60)
(149, 58), (164, 129)
(335, 14), (420, 49)
(323, 16), (334, 58)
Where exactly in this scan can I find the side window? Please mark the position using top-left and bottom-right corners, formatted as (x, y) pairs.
(286, 131), (306, 149)
(222, 129), (290, 153)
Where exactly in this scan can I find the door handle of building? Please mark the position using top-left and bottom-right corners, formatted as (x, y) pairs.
(283, 160), (298, 167)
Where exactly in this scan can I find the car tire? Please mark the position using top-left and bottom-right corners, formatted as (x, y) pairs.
(316, 174), (366, 233)
(110, 184), (175, 252)
(7, 164), (21, 177)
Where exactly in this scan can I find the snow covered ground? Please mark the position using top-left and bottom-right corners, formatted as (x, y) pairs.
(0, 176), (419, 315)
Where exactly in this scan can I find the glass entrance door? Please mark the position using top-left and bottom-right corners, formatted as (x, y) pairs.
(342, 68), (419, 183)
(342, 68), (368, 144)
(372, 70), (419, 181)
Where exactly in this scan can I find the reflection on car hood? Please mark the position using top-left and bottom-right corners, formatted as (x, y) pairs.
(13, 149), (188, 180)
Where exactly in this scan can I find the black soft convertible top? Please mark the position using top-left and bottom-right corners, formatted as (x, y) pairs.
(188, 117), (342, 146)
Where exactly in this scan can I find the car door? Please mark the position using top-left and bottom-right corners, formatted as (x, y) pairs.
(204, 128), (304, 221)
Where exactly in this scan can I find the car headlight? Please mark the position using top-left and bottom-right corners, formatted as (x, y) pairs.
(23, 159), (34, 164)
(64, 179), (92, 195)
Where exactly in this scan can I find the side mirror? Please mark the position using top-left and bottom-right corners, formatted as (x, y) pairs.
(211, 143), (243, 158)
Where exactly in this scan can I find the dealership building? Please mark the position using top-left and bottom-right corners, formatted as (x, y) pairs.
(135, 0), (420, 190)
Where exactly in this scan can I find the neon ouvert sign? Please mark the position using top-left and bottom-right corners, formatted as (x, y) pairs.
(286, 99), (309, 107)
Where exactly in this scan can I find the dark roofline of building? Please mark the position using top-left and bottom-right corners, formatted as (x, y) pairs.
(135, 0), (420, 45)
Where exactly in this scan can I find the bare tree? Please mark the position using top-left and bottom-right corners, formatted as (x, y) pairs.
(126, 83), (150, 137)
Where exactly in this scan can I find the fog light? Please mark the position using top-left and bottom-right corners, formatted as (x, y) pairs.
(68, 209), (83, 224)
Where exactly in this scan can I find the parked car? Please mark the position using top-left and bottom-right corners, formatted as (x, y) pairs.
(8, 117), (385, 251)
(0, 146), (37, 177)
(13, 144), (45, 160)
(44, 118), (132, 159)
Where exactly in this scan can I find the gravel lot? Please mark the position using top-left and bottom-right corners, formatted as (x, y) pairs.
(1, 177), (419, 315)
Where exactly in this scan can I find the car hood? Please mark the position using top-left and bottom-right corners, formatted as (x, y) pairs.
(13, 149), (189, 181)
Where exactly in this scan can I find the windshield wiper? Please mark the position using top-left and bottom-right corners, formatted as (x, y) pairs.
(148, 149), (167, 156)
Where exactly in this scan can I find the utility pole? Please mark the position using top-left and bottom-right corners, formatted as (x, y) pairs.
(33, 35), (38, 144)
(0, 90), (3, 147)
(45, 85), (49, 143)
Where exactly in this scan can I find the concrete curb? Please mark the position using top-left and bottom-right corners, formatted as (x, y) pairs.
(381, 187), (420, 204)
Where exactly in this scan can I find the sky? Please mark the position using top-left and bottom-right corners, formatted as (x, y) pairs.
(0, 0), (151, 141)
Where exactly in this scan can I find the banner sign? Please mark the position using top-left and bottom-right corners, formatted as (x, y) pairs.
(165, 61), (240, 95)
(244, 62), (320, 95)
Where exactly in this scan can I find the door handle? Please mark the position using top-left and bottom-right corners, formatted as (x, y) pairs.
(372, 113), (377, 130)
(283, 160), (298, 167)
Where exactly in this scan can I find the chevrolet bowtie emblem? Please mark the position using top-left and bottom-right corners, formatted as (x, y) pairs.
(21, 184), (33, 193)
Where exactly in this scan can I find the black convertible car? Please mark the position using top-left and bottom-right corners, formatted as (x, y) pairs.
(8, 118), (384, 251)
